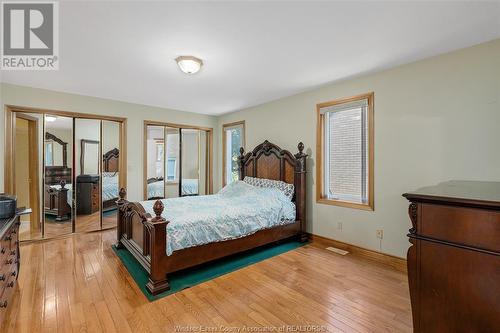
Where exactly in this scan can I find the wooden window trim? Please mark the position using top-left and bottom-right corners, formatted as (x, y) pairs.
(222, 120), (246, 187)
(316, 92), (374, 211)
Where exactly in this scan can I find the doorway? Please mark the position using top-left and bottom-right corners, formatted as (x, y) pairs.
(14, 114), (41, 241)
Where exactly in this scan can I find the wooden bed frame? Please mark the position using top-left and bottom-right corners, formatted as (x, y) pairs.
(115, 140), (308, 295)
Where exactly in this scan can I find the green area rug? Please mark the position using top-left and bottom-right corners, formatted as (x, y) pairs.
(112, 240), (305, 301)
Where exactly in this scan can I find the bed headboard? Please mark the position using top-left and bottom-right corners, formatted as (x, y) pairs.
(103, 148), (119, 172)
(238, 140), (307, 225)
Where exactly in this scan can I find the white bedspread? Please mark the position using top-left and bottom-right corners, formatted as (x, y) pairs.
(140, 181), (296, 256)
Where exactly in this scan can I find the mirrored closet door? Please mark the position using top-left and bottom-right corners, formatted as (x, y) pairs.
(146, 126), (165, 199)
(75, 118), (101, 233)
(145, 123), (212, 200)
(7, 107), (125, 242)
(44, 115), (74, 238)
(102, 120), (121, 229)
(165, 127), (180, 198)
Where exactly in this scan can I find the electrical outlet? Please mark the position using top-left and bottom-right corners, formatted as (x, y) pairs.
(337, 222), (343, 231)
(376, 230), (384, 239)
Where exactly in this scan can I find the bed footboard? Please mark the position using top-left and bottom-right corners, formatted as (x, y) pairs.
(116, 189), (170, 294)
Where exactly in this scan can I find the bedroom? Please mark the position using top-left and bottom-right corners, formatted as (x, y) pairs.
(0, 1), (499, 332)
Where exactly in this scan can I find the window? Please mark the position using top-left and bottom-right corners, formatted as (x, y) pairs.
(155, 140), (164, 162)
(317, 93), (374, 210)
(45, 141), (54, 166)
(166, 158), (177, 181)
(222, 121), (245, 186)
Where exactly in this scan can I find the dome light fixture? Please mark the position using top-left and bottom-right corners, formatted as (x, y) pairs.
(175, 56), (203, 74)
(45, 115), (57, 122)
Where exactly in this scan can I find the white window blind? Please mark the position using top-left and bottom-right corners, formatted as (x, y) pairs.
(323, 99), (368, 204)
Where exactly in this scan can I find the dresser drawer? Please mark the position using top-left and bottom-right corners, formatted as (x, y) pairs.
(421, 203), (500, 252)
(0, 272), (17, 322)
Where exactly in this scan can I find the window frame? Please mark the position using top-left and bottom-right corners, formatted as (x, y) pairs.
(222, 120), (246, 187)
(316, 92), (374, 211)
(45, 140), (54, 166)
(166, 157), (177, 182)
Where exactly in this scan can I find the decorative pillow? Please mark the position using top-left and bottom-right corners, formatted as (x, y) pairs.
(102, 172), (118, 178)
(243, 176), (294, 200)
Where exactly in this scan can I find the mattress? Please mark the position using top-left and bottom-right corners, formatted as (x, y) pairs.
(140, 181), (296, 256)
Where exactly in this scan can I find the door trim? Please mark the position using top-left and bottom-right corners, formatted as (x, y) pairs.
(14, 113), (41, 234)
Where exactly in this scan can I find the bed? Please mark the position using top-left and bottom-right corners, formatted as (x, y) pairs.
(115, 140), (308, 295)
(147, 178), (199, 198)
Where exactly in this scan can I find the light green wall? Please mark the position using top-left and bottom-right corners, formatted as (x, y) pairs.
(0, 83), (219, 202)
(217, 39), (500, 258)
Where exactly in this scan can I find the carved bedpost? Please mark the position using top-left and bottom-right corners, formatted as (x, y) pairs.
(294, 142), (308, 242)
(115, 188), (128, 249)
(237, 147), (245, 181)
(145, 200), (170, 295)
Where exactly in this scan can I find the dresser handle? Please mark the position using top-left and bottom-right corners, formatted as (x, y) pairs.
(11, 271), (16, 277)
(5, 259), (12, 265)
(5, 236), (11, 241)
(0, 248), (4, 254)
(0, 274), (5, 281)
(0, 300), (7, 308)
(11, 230), (16, 235)
(7, 281), (14, 288)
(10, 250), (15, 256)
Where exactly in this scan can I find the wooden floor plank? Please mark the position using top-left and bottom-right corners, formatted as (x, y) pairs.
(3, 229), (412, 332)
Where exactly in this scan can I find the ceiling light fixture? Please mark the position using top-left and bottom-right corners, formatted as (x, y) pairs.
(45, 115), (57, 122)
(175, 56), (203, 74)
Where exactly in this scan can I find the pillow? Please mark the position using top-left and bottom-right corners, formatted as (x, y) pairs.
(102, 172), (118, 178)
(218, 180), (253, 197)
(243, 176), (294, 200)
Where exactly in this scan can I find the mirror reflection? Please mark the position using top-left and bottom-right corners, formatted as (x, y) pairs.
(145, 124), (211, 200)
(102, 120), (121, 229)
(146, 126), (165, 199)
(75, 119), (101, 233)
(44, 115), (73, 238)
(165, 127), (180, 198)
(181, 129), (200, 196)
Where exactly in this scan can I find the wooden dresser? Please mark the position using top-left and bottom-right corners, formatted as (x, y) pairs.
(0, 215), (20, 323)
(76, 175), (100, 215)
(403, 181), (500, 333)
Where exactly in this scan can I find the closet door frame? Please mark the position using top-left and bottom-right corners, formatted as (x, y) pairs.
(143, 120), (213, 200)
(4, 105), (127, 240)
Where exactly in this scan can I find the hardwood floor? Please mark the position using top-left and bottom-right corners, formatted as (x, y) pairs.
(19, 210), (117, 241)
(2, 230), (412, 332)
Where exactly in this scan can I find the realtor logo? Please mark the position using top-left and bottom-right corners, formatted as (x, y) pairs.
(1, 1), (59, 70)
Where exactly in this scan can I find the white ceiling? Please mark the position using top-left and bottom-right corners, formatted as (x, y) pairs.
(1, 1), (499, 115)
